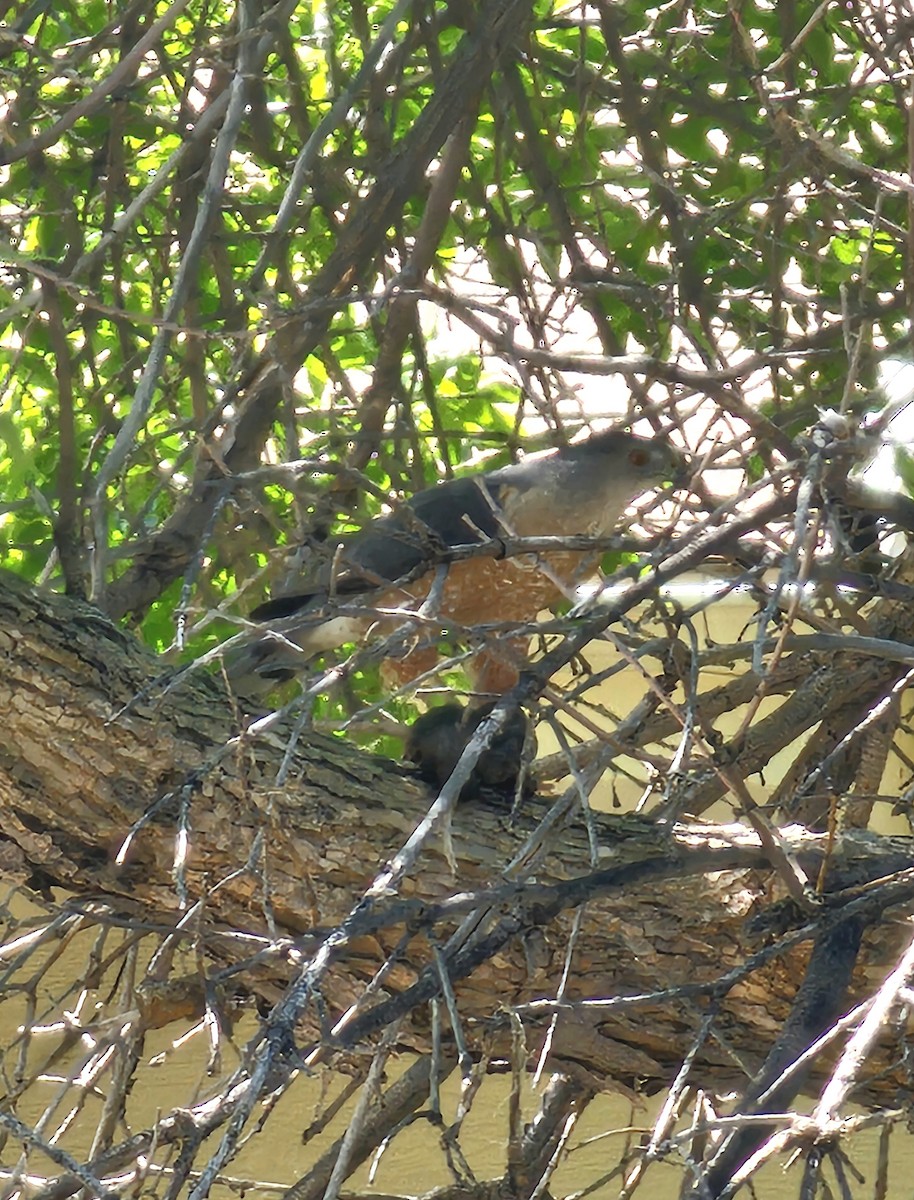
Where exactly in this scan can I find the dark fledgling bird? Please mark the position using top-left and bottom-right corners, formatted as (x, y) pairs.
(404, 700), (534, 802)
(227, 429), (686, 693)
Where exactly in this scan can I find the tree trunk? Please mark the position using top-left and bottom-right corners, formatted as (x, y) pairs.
(0, 569), (911, 1104)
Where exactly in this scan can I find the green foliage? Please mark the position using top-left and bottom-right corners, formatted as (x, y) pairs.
(894, 446), (914, 497)
(0, 0), (909, 728)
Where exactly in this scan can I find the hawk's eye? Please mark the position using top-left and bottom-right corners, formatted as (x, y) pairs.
(628, 448), (651, 468)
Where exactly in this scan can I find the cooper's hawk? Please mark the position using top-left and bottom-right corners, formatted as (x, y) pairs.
(227, 429), (685, 693)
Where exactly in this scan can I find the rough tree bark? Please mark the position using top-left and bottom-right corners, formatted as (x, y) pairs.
(1, 568), (912, 1108)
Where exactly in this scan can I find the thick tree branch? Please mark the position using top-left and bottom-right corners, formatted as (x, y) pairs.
(1, 570), (913, 1108)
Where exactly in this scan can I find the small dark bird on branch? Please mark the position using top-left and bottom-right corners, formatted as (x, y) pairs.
(404, 700), (534, 802)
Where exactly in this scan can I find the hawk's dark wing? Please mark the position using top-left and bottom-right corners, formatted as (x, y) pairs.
(250, 473), (509, 621)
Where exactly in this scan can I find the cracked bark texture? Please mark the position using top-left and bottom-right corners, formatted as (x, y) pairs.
(2, 569), (913, 1107)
